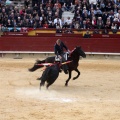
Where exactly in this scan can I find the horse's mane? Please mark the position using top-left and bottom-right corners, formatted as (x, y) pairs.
(69, 46), (81, 56)
(68, 47), (81, 62)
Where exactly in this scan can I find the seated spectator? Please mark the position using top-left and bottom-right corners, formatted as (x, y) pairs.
(19, 7), (26, 16)
(83, 30), (91, 38)
(24, 0), (30, 8)
(56, 28), (62, 33)
(74, 21), (80, 29)
(55, 22), (61, 29)
(46, 0), (53, 8)
(48, 21), (56, 28)
(111, 23), (118, 34)
(4, 26), (9, 32)
(100, 1), (105, 12)
(89, 1), (97, 9)
(26, 6), (33, 15)
(95, 7), (102, 18)
(97, 17), (104, 29)
(65, 16), (72, 28)
(54, 0), (61, 9)
(64, 28), (74, 34)
(91, 16), (97, 29)
(6, 19), (13, 27)
(33, 3), (39, 11)
(48, 17), (52, 25)
(10, 26), (20, 32)
(102, 28), (109, 34)
(105, 17), (111, 29)
(62, 2), (73, 11)
(54, 17), (62, 27)
(62, 22), (69, 29)
(86, 18), (92, 29)
(53, 8), (62, 19)
(81, 20), (89, 29)
(1, 26), (5, 32)
(97, 22), (104, 29)
(38, 20), (43, 28)
(43, 21), (49, 28)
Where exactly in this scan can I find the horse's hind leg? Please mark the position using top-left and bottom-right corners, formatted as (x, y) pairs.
(65, 71), (72, 86)
(46, 82), (53, 89)
(73, 69), (80, 80)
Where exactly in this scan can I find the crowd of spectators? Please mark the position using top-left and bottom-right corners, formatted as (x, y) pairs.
(0, 0), (120, 33)
(73, 0), (120, 31)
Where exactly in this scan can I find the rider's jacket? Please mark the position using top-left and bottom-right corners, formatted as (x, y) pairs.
(54, 41), (68, 55)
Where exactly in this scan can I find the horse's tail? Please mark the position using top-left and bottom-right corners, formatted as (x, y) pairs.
(28, 59), (46, 72)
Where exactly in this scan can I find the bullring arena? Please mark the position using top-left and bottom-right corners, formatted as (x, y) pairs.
(1, 0), (120, 119)
(0, 54), (120, 120)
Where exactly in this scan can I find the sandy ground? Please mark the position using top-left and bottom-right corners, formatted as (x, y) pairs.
(0, 57), (120, 120)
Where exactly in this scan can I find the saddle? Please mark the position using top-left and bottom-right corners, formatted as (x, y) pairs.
(55, 52), (69, 62)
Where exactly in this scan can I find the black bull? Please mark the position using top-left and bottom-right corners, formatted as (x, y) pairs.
(39, 63), (60, 89)
(29, 46), (86, 86)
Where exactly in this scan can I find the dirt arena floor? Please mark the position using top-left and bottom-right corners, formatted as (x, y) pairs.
(0, 57), (120, 120)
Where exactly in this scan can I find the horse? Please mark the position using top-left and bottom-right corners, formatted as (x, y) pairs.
(29, 46), (86, 86)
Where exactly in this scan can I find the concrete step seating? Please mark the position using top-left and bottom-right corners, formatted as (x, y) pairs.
(62, 11), (74, 21)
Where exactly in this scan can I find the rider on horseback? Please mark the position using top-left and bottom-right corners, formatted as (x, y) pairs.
(54, 39), (70, 74)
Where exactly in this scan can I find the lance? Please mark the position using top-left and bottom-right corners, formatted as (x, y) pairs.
(36, 61), (72, 66)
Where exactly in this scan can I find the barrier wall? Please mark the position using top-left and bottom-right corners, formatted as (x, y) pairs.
(0, 36), (120, 53)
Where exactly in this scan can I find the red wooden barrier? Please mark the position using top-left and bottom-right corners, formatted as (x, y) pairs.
(91, 34), (120, 38)
(35, 33), (83, 37)
(36, 33), (55, 37)
(2, 32), (28, 37)
(0, 37), (120, 53)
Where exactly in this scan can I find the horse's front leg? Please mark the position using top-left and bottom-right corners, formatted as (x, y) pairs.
(73, 69), (80, 80)
(65, 70), (72, 86)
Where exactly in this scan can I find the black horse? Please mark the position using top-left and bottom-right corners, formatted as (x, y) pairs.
(29, 46), (86, 86)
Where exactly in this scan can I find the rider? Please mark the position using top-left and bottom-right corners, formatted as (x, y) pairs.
(54, 39), (70, 74)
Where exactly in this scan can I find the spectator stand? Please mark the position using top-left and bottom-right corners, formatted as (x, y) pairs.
(1, 0), (120, 38)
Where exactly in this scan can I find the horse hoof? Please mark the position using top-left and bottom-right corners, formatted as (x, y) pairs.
(65, 83), (68, 86)
(73, 77), (77, 80)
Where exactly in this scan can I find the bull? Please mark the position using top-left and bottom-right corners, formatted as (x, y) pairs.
(38, 62), (61, 89)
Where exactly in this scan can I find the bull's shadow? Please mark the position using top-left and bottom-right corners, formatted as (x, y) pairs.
(29, 46), (86, 87)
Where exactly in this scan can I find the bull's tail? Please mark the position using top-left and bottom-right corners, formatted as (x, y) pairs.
(28, 59), (46, 72)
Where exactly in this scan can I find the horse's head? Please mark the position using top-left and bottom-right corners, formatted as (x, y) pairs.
(71, 46), (86, 58)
